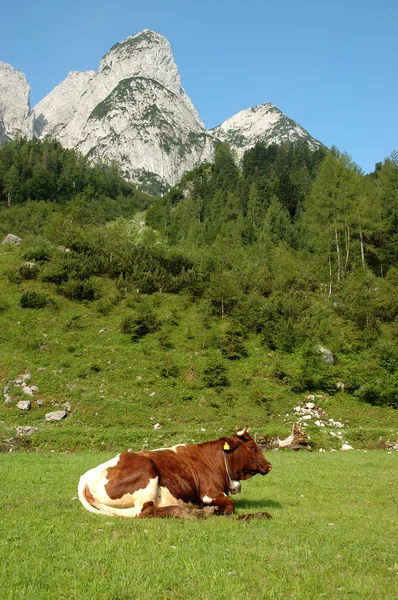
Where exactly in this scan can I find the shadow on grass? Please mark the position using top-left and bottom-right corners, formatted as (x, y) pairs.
(234, 498), (282, 510)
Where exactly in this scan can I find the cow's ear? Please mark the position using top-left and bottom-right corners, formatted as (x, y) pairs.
(222, 438), (240, 453)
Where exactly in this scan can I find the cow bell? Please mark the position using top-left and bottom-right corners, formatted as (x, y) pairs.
(228, 480), (241, 495)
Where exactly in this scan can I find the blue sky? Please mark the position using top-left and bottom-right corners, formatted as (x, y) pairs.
(1, 0), (397, 173)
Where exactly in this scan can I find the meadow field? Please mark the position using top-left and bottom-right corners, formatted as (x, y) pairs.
(1, 450), (397, 600)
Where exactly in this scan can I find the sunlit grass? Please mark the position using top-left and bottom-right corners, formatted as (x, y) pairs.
(1, 451), (397, 599)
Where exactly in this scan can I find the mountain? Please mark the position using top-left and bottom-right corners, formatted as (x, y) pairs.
(33, 31), (214, 194)
(0, 30), (324, 193)
(209, 103), (323, 161)
(0, 61), (34, 141)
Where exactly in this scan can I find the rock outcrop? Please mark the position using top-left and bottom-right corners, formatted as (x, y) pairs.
(0, 62), (34, 139)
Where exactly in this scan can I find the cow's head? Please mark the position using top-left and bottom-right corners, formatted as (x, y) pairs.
(221, 428), (272, 481)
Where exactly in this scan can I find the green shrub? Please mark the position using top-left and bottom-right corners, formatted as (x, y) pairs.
(19, 262), (38, 280)
(120, 304), (161, 341)
(203, 358), (230, 388)
(219, 321), (247, 360)
(20, 291), (48, 309)
(158, 328), (174, 349)
(58, 278), (100, 301)
(160, 364), (180, 378)
(39, 261), (69, 285)
(23, 242), (52, 262)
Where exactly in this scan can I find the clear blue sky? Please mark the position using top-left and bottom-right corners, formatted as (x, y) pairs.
(1, 0), (397, 173)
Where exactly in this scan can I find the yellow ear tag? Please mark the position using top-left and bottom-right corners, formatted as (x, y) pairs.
(223, 442), (230, 450)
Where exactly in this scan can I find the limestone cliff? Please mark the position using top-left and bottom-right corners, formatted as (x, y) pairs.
(0, 62), (34, 139)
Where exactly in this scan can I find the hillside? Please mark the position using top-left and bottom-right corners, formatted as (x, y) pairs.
(0, 138), (397, 454)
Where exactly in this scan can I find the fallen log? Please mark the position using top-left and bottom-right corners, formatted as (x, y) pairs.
(257, 424), (311, 451)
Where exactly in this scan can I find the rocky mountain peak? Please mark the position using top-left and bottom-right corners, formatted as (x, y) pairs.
(210, 102), (323, 160)
(0, 61), (34, 139)
(100, 30), (182, 95)
(1, 31), (324, 193)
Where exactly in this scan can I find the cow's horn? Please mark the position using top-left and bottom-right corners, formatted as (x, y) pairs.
(237, 427), (249, 437)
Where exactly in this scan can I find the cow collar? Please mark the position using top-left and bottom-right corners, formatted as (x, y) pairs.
(222, 451), (241, 495)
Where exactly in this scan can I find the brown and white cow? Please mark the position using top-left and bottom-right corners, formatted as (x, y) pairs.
(78, 428), (272, 519)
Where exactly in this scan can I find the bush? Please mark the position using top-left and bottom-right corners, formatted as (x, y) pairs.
(23, 242), (52, 262)
(219, 321), (247, 360)
(58, 278), (100, 301)
(39, 262), (68, 285)
(19, 262), (38, 280)
(160, 364), (180, 378)
(120, 304), (161, 341)
(203, 358), (230, 388)
(20, 291), (48, 309)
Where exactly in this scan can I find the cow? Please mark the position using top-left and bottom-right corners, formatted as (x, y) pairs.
(78, 428), (272, 519)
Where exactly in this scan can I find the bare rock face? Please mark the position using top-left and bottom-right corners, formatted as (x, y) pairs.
(34, 70), (95, 140)
(210, 103), (323, 161)
(0, 62), (34, 139)
(32, 30), (214, 192)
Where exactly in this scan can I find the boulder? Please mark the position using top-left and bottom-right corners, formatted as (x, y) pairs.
(15, 372), (31, 385)
(16, 426), (38, 436)
(317, 345), (334, 364)
(45, 410), (67, 422)
(2, 234), (22, 246)
(341, 443), (354, 451)
(17, 400), (31, 411)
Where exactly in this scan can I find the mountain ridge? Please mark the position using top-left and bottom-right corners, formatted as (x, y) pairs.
(0, 30), (324, 193)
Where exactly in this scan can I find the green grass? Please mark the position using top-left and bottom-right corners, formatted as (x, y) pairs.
(0, 243), (397, 453)
(1, 451), (397, 599)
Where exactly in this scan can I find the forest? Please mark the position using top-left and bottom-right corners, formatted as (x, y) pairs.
(1, 136), (398, 412)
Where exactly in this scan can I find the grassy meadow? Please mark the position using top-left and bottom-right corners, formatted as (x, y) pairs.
(1, 450), (397, 600)
(1, 237), (398, 600)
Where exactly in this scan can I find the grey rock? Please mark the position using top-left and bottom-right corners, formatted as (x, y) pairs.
(17, 400), (31, 411)
(16, 426), (38, 436)
(15, 372), (31, 385)
(62, 402), (72, 412)
(2, 234), (22, 246)
(45, 410), (67, 422)
(317, 345), (334, 364)
(4, 394), (12, 403)
(22, 385), (37, 396)
(0, 62), (34, 139)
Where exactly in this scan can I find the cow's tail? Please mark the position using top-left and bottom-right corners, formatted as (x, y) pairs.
(77, 474), (142, 518)
(78, 474), (103, 515)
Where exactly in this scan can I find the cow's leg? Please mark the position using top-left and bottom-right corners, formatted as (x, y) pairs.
(208, 493), (235, 515)
(138, 501), (215, 519)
